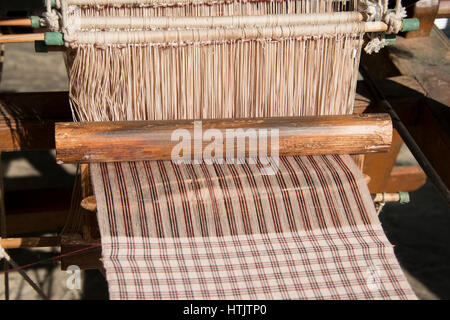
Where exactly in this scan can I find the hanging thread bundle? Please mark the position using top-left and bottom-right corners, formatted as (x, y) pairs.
(57, 0), (365, 121)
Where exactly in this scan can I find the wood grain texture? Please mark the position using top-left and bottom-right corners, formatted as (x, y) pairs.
(0, 33), (44, 43)
(1, 236), (59, 249)
(405, 0), (440, 38)
(390, 28), (450, 108)
(0, 120), (55, 151)
(0, 91), (72, 151)
(81, 195), (97, 212)
(0, 19), (32, 27)
(364, 129), (404, 194)
(55, 114), (392, 163)
(384, 166), (426, 193)
(359, 75), (443, 193)
(387, 32), (450, 190)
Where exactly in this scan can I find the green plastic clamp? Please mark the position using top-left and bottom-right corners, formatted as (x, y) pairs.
(44, 32), (64, 46)
(42, 0), (57, 7)
(398, 192), (410, 204)
(384, 34), (396, 46)
(401, 18), (420, 32)
(384, 9), (420, 32)
(34, 40), (48, 53)
(30, 16), (41, 28)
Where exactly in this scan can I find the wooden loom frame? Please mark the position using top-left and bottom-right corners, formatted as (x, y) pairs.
(0, 77), (428, 269)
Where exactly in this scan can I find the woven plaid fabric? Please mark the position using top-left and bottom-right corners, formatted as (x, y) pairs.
(90, 155), (416, 299)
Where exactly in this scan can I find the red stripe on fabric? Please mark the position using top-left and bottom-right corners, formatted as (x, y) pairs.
(256, 159), (283, 233)
(280, 157), (313, 230)
(226, 162), (253, 234)
(170, 162), (196, 237)
(142, 162), (165, 238)
(157, 161), (180, 237)
(199, 162), (224, 236)
(293, 156), (328, 229)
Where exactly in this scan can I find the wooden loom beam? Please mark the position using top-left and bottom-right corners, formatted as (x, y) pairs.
(55, 114), (393, 163)
(405, 0), (440, 38)
(438, 0), (450, 18)
(0, 237), (59, 249)
(0, 91), (72, 151)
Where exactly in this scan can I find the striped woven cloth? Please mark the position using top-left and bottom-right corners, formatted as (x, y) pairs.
(90, 155), (416, 299)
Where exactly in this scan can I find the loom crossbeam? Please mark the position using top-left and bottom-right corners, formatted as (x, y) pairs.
(0, 92), (72, 151)
(54, 114), (393, 163)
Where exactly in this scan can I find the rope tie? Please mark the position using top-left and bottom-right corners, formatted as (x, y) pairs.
(43, 9), (61, 31)
(363, 0), (406, 54)
(383, 3), (407, 34)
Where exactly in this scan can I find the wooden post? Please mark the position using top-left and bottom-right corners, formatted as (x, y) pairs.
(81, 195), (97, 212)
(364, 129), (404, 193)
(0, 92), (72, 151)
(0, 33), (45, 44)
(437, 0), (450, 17)
(0, 19), (32, 27)
(405, 0), (440, 38)
(1, 237), (59, 249)
(55, 114), (393, 163)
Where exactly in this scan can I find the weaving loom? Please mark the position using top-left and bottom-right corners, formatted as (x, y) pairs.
(3, 0), (442, 300)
